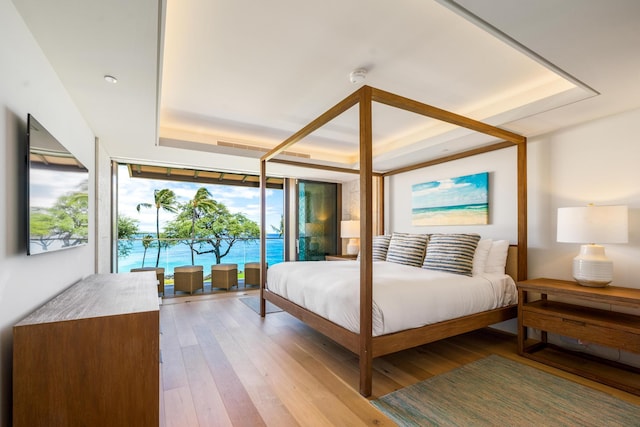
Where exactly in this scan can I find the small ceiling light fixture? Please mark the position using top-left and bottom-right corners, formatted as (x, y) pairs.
(349, 68), (367, 84)
(104, 74), (118, 84)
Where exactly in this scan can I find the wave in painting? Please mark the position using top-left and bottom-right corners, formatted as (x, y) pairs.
(412, 203), (488, 226)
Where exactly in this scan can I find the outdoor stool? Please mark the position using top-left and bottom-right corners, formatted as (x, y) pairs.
(211, 263), (238, 290)
(244, 262), (267, 288)
(174, 265), (204, 295)
(131, 267), (165, 296)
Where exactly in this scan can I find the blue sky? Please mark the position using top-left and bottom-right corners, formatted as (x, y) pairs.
(412, 172), (488, 209)
(117, 165), (283, 233)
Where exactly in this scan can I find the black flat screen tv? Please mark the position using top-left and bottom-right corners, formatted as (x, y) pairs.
(27, 114), (89, 255)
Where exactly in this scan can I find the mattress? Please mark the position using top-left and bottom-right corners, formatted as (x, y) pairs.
(267, 260), (517, 336)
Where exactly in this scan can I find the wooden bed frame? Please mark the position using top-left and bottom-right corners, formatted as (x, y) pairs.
(258, 86), (527, 397)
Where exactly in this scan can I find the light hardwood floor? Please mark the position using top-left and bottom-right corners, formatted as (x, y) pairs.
(159, 290), (640, 426)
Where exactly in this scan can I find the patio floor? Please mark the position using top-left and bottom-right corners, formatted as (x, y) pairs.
(161, 278), (258, 299)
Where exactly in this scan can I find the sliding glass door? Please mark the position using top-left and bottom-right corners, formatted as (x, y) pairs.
(297, 180), (338, 261)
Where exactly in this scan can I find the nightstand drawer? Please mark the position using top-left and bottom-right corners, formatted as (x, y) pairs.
(522, 310), (640, 354)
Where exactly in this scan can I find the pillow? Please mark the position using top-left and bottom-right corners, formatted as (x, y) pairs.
(484, 240), (510, 275)
(372, 235), (392, 261)
(422, 233), (481, 276)
(472, 238), (493, 276)
(356, 235), (392, 261)
(385, 233), (429, 267)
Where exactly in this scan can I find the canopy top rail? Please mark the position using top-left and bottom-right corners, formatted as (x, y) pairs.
(261, 85), (526, 171)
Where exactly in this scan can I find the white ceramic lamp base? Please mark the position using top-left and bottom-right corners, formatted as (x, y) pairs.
(346, 238), (360, 256)
(572, 244), (613, 287)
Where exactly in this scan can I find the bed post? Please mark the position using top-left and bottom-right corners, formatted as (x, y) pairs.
(259, 159), (267, 317)
(517, 140), (528, 281)
(359, 86), (374, 397)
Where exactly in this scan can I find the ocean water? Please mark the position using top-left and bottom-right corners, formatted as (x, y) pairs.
(117, 236), (284, 275)
(411, 203), (488, 216)
(412, 203), (488, 226)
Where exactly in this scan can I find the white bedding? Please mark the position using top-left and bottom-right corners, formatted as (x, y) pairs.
(267, 260), (517, 336)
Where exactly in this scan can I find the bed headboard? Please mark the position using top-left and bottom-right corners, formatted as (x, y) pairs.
(506, 245), (518, 282)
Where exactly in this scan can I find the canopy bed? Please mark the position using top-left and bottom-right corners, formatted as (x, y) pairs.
(258, 85), (527, 397)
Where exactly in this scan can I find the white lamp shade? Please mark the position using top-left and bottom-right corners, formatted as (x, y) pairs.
(557, 205), (628, 287)
(341, 220), (360, 255)
(557, 205), (628, 244)
(340, 220), (360, 238)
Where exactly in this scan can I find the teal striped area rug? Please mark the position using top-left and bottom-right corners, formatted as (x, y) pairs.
(372, 354), (640, 426)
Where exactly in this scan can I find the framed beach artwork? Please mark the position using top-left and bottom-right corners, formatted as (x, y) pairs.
(411, 172), (489, 226)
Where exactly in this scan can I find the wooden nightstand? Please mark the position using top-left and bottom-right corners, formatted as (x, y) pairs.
(517, 278), (640, 395)
(325, 254), (358, 261)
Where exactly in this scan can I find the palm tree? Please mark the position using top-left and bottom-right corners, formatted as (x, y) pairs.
(271, 214), (284, 238)
(141, 234), (154, 267)
(137, 189), (178, 267)
(185, 187), (216, 264)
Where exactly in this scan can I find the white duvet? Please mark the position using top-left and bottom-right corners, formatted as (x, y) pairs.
(267, 260), (517, 336)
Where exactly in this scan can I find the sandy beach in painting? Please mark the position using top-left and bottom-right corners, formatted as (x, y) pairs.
(412, 204), (488, 226)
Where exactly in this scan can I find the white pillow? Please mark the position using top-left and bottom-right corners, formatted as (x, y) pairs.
(484, 240), (509, 275)
(472, 238), (493, 276)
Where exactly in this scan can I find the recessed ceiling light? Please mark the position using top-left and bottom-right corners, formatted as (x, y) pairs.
(104, 75), (118, 84)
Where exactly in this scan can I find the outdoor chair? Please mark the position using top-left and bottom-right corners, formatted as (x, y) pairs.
(244, 262), (266, 288)
(211, 263), (238, 290)
(174, 265), (204, 295)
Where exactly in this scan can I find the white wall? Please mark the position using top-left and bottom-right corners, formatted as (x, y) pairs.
(0, 1), (96, 425)
(96, 139), (113, 274)
(345, 108), (640, 288)
(528, 107), (640, 287)
(385, 146), (518, 242)
(528, 108), (640, 367)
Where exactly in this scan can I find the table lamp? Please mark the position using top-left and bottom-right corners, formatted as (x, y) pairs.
(557, 204), (628, 287)
(341, 220), (360, 255)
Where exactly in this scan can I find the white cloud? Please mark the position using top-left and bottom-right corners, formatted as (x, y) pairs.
(117, 165), (283, 233)
(30, 168), (87, 208)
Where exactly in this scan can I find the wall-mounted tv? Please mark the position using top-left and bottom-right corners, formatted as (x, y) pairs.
(27, 114), (89, 255)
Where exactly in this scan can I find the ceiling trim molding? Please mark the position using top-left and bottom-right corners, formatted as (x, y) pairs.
(436, 0), (599, 97)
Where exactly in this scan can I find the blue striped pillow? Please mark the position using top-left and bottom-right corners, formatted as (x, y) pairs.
(386, 233), (429, 267)
(422, 233), (481, 276)
(356, 235), (392, 261)
(373, 235), (392, 261)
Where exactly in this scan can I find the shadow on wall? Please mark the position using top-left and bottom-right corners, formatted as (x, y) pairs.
(5, 108), (29, 256)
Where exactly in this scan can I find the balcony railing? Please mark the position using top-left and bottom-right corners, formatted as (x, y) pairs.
(117, 236), (284, 278)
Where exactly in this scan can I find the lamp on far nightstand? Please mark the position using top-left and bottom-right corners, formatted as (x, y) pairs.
(341, 220), (360, 256)
(557, 204), (628, 287)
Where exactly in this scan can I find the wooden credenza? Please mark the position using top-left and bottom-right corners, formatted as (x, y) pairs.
(517, 278), (640, 395)
(13, 273), (160, 427)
